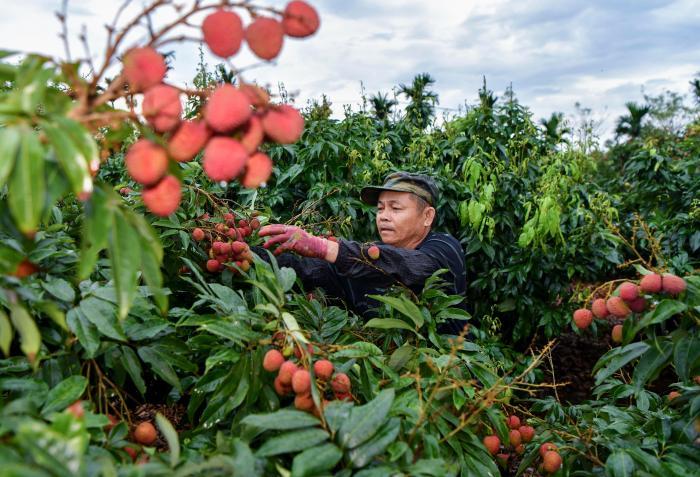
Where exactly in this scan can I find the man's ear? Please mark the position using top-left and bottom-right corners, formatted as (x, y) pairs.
(424, 207), (436, 226)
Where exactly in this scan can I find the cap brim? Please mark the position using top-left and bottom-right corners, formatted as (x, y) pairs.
(360, 185), (427, 205)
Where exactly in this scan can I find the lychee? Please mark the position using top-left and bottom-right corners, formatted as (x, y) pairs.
(509, 429), (522, 446)
(668, 390), (680, 401)
(239, 83), (270, 108)
(282, 1), (320, 38)
(168, 120), (211, 162)
(278, 361), (298, 386)
(204, 84), (252, 133)
(66, 401), (84, 419)
(245, 18), (284, 60)
(125, 139), (168, 186)
(496, 453), (509, 468)
(203, 137), (248, 182)
(611, 324), (623, 343)
(483, 435), (500, 455)
(12, 258), (39, 278)
(539, 442), (558, 458)
(142, 175), (181, 217)
(202, 10), (244, 58)
(573, 308), (593, 329)
(122, 47), (167, 92)
(331, 372), (351, 394)
(542, 451), (562, 474)
(628, 297), (646, 313)
(518, 425), (535, 443)
(294, 393), (314, 411)
(367, 245), (380, 260)
(206, 259), (221, 272)
(662, 273), (686, 296)
(639, 273), (662, 293)
(239, 115), (264, 154)
(241, 152), (273, 188)
(192, 228), (205, 241)
(142, 84), (182, 133)
(606, 296), (630, 318)
(619, 282), (639, 302)
(273, 376), (292, 396)
(506, 415), (520, 429)
(250, 218), (261, 230)
(261, 104), (304, 144)
(313, 359), (334, 381)
(263, 349), (285, 372)
(133, 421), (157, 445)
(292, 369), (311, 394)
(591, 298), (609, 318)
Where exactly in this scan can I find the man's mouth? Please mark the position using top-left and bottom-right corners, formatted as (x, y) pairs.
(379, 227), (394, 233)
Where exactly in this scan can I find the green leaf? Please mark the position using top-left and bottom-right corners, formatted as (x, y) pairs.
(120, 345), (146, 395)
(368, 295), (424, 328)
(41, 278), (75, 302)
(632, 340), (673, 391)
(633, 300), (687, 334)
(79, 297), (126, 341)
(41, 375), (87, 415)
(9, 304), (41, 362)
(241, 409), (320, 430)
(109, 209), (140, 320)
(127, 211), (166, 312)
(66, 308), (100, 358)
(78, 187), (111, 279)
(347, 417), (400, 468)
(365, 318), (418, 334)
(8, 128), (45, 236)
(291, 443), (343, 477)
(594, 341), (650, 385)
(54, 116), (99, 185)
(256, 428), (329, 457)
(674, 335), (700, 382)
(0, 309), (13, 356)
(41, 120), (92, 198)
(0, 126), (20, 187)
(156, 413), (180, 467)
(138, 345), (181, 392)
(606, 450), (636, 476)
(338, 388), (395, 449)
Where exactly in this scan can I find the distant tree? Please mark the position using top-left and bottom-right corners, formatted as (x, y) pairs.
(615, 101), (650, 140)
(398, 73), (438, 129)
(306, 94), (333, 121)
(540, 112), (571, 148)
(478, 76), (498, 112)
(691, 77), (700, 106)
(369, 91), (397, 121)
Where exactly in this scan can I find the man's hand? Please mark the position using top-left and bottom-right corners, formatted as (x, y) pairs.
(259, 224), (328, 259)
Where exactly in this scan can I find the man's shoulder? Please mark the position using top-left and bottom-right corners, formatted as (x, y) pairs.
(420, 231), (461, 249)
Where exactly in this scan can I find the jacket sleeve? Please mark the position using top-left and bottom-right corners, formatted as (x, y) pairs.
(332, 239), (443, 289)
(252, 246), (343, 293)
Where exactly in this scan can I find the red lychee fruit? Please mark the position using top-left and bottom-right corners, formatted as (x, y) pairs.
(125, 139), (168, 186)
(592, 298), (609, 319)
(662, 273), (686, 296)
(122, 47), (167, 92)
(263, 349), (285, 372)
(278, 361), (298, 386)
(168, 120), (211, 162)
(202, 10), (244, 58)
(483, 435), (500, 455)
(250, 218), (261, 230)
(294, 393), (314, 411)
(542, 451), (562, 474)
(231, 241), (247, 255)
(334, 392), (352, 401)
(509, 429), (522, 447)
(496, 453), (509, 468)
(124, 446), (138, 461)
(66, 401), (84, 419)
(628, 297), (647, 313)
(206, 259), (221, 272)
(606, 296), (630, 318)
(282, 1), (320, 38)
(105, 414), (120, 431)
(539, 442), (558, 458)
(639, 273), (662, 293)
(619, 282), (639, 302)
(239, 83), (270, 108)
(518, 425), (535, 443)
(241, 152), (273, 188)
(313, 359), (334, 381)
(262, 104), (304, 144)
(573, 308), (593, 329)
(203, 137), (248, 182)
(515, 444), (525, 455)
(204, 84), (252, 133)
(142, 84), (182, 133)
(133, 421), (157, 445)
(192, 228), (205, 241)
(668, 390), (680, 401)
(273, 376), (292, 396)
(331, 372), (351, 394)
(12, 258), (39, 278)
(239, 115), (264, 154)
(506, 415), (521, 429)
(142, 175), (182, 217)
(292, 369), (311, 395)
(245, 18), (284, 60)
(367, 245), (380, 260)
(611, 324), (623, 343)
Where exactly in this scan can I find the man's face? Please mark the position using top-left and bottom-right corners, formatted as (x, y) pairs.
(376, 190), (432, 248)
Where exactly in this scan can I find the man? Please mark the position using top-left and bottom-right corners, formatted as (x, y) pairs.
(258, 172), (468, 335)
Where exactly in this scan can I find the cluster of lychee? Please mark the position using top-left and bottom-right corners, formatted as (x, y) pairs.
(572, 272), (687, 343)
(119, 1), (319, 217)
(191, 211), (261, 274)
(262, 336), (351, 416)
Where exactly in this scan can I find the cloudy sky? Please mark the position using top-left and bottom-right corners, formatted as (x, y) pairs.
(1, 0), (698, 140)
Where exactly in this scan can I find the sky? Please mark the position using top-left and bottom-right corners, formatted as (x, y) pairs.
(1, 0), (699, 141)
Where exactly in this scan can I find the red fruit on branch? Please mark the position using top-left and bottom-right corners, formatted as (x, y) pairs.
(168, 120), (211, 162)
(662, 273), (686, 296)
(483, 435), (500, 455)
(274, 376), (292, 396)
(331, 372), (351, 394)
(619, 282), (639, 302)
(367, 245), (380, 260)
(203, 137), (248, 182)
(509, 429), (522, 446)
(206, 259), (221, 272)
(66, 401), (84, 419)
(278, 361), (298, 386)
(246, 18), (284, 60)
(202, 10), (244, 58)
(122, 47), (167, 92)
(283, 1), (320, 38)
(263, 349), (285, 372)
(205, 84), (252, 133)
(539, 442), (558, 458)
(192, 228), (205, 241)
(250, 218), (261, 230)
(294, 393), (314, 411)
(12, 258), (39, 278)
(125, 139), (168, 186)
(506, 415), (520, 429)
(142, 175), (181, 217)
(591, 298), (609, 318)
(611, 324), (623, 343)
(313, 359), (334, 381)
(133, 421), (157, 445)
(573, 308), (593, 329)
(240, 83), (270, 108)
(241, 152), (273, 188)
(606, 296), (630, 318)
(542, 451), (562, 473)
(262, 104), (304, 144)
(518, 425), (535, 442)
(628, 297), (646, 313)
(239, 115), (264, 154)
(292, 369), (311, 394)
(668, 390), (680, 401)
(142, 84), (182, 133)
(639, 273), (662, 293)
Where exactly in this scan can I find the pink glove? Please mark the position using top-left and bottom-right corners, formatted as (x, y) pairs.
(259, 224), (328, 259)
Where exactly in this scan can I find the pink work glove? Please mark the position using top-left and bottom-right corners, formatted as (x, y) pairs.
(259, 224), (328, 259)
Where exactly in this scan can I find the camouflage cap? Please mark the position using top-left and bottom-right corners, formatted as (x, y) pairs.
(360, 172), (438, 206)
